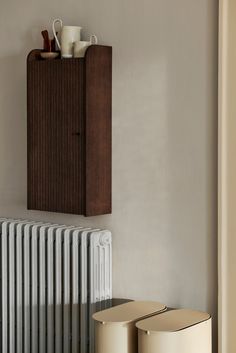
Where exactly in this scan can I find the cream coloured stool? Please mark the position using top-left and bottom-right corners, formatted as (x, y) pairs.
(93, 301), (166, 353)
(136, 309), (212, 353)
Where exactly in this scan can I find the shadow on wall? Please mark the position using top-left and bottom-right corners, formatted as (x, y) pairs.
(3, 299), (126, 352)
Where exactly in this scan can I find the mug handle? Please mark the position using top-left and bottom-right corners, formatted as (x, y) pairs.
(90, 35), (98, 45)
(52, 19), (63, 50)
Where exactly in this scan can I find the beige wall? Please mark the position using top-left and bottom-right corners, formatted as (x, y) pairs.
(219, 0), (236, 352)
(0, 0), (218, 349)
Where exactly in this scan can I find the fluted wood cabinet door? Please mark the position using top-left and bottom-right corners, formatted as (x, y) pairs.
(27, 46), (112, 216)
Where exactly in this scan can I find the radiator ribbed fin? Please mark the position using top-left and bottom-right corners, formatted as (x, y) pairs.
(9, 223), (16, 353)
(16, 224), (24, 353)
(2, 222), (8, 353)
(47, 226), (55, 353)
(71, 229), (80, 353)
(55, 227), (63, 353)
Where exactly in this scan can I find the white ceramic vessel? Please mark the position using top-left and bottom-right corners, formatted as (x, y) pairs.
(74, 35), (98, 58)
(52, 18), (82, 58)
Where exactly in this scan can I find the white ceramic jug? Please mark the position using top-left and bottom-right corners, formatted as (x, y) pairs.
(74, 35), (98, 58)
(52, 19), (82, 58)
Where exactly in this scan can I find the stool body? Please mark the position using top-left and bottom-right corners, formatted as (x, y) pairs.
(95, 321), (137, 353)
(136, 309), (212, 353)
(93, 301), (166, 353)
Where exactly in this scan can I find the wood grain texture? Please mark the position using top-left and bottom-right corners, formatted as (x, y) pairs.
(27, 46), (112, 216)
(28, 50), (84, 214)
(85, 46), (112, 216)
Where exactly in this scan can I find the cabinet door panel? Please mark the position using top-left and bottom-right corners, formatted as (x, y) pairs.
(28, 59), (84, 214)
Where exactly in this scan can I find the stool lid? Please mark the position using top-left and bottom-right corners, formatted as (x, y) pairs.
(136, 309), (211, 332)
(93, 301), (166, 324)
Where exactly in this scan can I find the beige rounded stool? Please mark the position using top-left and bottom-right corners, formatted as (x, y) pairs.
(93, 301), (166, 353)
(136, 309), (212, 353)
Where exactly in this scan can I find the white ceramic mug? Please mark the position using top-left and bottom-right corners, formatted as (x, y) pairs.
(52, 19), (82, 58)
(74, 35), (98, 58)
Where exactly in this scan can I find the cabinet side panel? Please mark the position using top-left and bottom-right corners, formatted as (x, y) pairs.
(27, 58), (83, 214)
(85, 46), (112, 216)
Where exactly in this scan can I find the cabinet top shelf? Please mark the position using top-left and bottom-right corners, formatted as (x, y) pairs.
(27, 45), (112, 62)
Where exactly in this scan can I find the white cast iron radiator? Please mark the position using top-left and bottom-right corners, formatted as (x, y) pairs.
(0, 219), (112, 353)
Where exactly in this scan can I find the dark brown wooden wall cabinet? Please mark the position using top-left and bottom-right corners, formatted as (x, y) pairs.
(27, 45), (112, 216)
